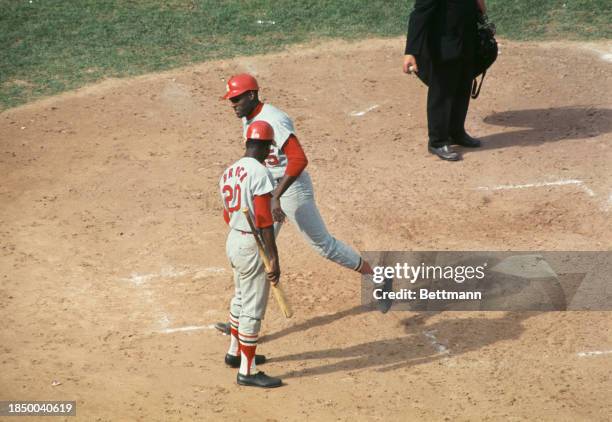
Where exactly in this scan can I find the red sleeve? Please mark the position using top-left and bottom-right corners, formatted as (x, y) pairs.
(253, 193), (274, 228)
(282, 135), (308, 177)
(223, 208), (230, 225)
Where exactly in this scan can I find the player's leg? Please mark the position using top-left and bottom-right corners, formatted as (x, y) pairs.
(273, 218), (284, 237)
(224, 231), (242, 361)
(281, 173), (366, 271)
(216, 219), (284, 338)
(224, 231), (267, 368)
(233, 234), (281, 388)
(281, 174), (394, 312)
(226, 269), (241, 358)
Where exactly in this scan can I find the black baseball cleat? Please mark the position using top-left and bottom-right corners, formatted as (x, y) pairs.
(450, 133), (481, 148)
(376, 277), (394, 314)
(428, 145), (461, 161)
(215, 322), (231, 335)
(237, 371), (282, 388)
(225, 353), (267, 368)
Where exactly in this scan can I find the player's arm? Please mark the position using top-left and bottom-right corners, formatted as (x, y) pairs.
(254, 193), (280, 284)
(271, 135), (308, 222)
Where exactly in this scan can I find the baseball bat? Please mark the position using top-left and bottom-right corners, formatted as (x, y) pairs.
(242, 208), (293, 318)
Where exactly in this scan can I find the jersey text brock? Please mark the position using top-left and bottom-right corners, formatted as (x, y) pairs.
(223, 165), (248, 184)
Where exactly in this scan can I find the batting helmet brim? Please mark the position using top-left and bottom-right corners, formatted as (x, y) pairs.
(222, 73), (259, 100)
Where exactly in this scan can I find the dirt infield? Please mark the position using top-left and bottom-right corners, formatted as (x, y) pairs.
(1, 38), (611, 421)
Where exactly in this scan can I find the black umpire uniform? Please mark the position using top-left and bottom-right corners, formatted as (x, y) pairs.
(405, 0), (479, 154)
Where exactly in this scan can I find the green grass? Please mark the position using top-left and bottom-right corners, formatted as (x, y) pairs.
(489, 0), (611, 40)
(1, 0), (610, 109)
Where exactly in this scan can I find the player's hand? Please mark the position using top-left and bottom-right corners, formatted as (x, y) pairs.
(266, 259), (281, 286)
(271, 196), (286, 223)
(403, 54), (418, 74)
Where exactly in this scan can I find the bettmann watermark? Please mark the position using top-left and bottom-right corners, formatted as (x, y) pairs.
(361, 252), (611, 311)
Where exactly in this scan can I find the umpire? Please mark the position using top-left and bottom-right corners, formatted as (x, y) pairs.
(403, 0), (486, 161)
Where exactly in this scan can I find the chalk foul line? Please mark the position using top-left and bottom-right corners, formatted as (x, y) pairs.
(603, 193), (612, 212)
(121, 266), (227, 285)
(577, 350), (612, 357)
(423, 330), (450, 355)
(349, 104), (379, 117)
(158, 325), (216, 334)
(476, 179), (595, 197)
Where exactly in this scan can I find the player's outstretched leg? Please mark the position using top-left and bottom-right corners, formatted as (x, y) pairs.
(357, 260), (394, 313)
(280, 175), (394, 312)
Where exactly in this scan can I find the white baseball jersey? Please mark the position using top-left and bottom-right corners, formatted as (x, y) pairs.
(239, 104), (361, 273)
(243, 104), (295, 180)
(219, 157), (274, 232)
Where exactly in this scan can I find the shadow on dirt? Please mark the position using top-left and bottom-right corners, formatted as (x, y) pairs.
(260, 305), (369, 344)
(272, 310), (538, 380)
(465, 107), (612, 153)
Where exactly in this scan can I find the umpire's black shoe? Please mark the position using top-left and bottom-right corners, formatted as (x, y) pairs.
(237, 371), (282, 388)
(376, 277), (394, 314)
(450, 133), (481, 148)
(225, 353), (267, 368)
(428, 145), (461, 161)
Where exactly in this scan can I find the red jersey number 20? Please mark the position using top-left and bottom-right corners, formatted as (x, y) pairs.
(223, 183), (241, 213)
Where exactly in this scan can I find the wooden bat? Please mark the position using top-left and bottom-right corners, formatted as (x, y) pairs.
(242, 208), (293, 318)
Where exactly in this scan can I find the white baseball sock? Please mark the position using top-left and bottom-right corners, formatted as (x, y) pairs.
(227, 313), (240, 356)
(238, 331), (258, 375)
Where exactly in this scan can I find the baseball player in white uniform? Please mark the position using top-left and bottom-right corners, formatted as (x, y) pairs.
(218, 74), (393, 316)
(220, 120), (282, 388)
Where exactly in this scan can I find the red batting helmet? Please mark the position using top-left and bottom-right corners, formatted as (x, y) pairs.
(222, 73), (259, 99)
(246, 121), (274, 142)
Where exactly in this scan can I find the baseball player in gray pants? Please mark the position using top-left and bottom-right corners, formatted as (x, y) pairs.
(215, 74), (393, 339)
(220, 121), (283, 388)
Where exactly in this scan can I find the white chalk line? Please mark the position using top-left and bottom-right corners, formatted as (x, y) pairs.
(192, 267), (227, 280)
(577, 350), (612, 357)
(121, 266), (188, 285)
(423, 330), (450, 355)
(580, 186), (596, 197)
(158, 314), (171, 329)
(476, 179), (595, 197)
(121, 266), (227, 285)
(158, 325), (216, 334)
(123, 273), (156, 286)
(582, 46), (612, 63)
(349, 104), (379, 117)
(603, 193), (612, 212)
(119, 266), (227, 333)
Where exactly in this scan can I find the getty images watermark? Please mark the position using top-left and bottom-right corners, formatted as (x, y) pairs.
(361, 252), (611, 311)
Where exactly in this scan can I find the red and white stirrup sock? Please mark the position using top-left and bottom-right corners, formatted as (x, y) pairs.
(238, 331), (258, 375)
(227, 313), (240, 356)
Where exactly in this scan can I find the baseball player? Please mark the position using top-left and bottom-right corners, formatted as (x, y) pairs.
(216, 74), (393, 329)
(220, 120), (282, 388)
